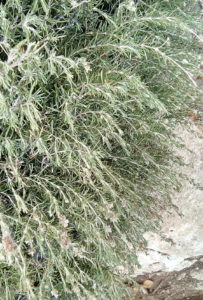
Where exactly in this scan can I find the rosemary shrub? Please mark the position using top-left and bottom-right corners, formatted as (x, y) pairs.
(0, 0), (202, 299)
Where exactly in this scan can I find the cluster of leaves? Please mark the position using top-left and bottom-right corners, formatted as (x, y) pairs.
(0, 0), (202, 299)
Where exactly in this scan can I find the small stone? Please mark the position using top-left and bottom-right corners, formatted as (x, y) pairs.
(142, 280), (154, 289)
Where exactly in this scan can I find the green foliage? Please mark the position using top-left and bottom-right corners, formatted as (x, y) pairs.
(0, 0), (202, 299)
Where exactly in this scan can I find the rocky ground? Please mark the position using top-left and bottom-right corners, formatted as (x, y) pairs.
(129, 77), (203, 299)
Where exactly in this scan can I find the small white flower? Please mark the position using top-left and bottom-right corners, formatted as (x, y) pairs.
(51, 289), (59, 299)
(107, 203), (114, 210)
(37, 225), (46, 233)
(32, 213), (40, 221)
(28, 248), (35, 256)
(110, 212), (118, 223)
(58, 215), (69, 228)
(105, 226), (112, 234)
(70, 0), (78, 7)
(127, 242), (133, 251)
(83, 61), (92, 73)
(126, 0), (136, 12)
(115, 265), (125, 274)
(166, 37), (171, 47)
(182, 59), (189, 64)
(72, 246), (85, 257)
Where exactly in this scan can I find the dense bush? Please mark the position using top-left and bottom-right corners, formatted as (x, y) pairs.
(0, 0), (202, 299)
